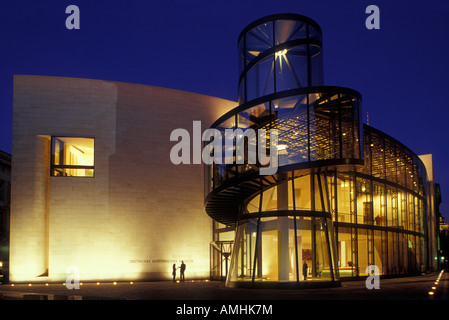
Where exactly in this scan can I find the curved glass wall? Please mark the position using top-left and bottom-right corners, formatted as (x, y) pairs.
(205, 14), (429, 288)
(228, 216), (336, 286)
(238, 14), (323, 104)
(224, 125), (428, 287)
(205, 87), (362, 196)
(227, 171), (339, 287)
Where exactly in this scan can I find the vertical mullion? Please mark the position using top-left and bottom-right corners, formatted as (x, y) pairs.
(292, 172), (300, 283)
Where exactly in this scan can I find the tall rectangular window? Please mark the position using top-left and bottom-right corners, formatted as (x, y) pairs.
(51, 137), (94, 177)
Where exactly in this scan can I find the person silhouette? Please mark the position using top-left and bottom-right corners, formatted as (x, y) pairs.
(180, 261), (186, 282)
(302, 261), (308, 281)
(172, 264), (177, 282)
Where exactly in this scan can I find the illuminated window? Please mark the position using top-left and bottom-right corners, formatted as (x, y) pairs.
(51, 137), (94, 177)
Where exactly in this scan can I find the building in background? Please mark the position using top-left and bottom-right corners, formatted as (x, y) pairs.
(0, 150), (11, 283)
(204, 14), (439, 288)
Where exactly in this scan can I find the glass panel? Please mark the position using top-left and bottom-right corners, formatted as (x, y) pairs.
(313, 218), (333, 280)
(388, 231), (398, 274)
(245, 22), (273, 67)
(245, 54), (274, 102)
(238, 103), (271, 130)
(398, 189), (407, 229)
(337, 174), (351, 223)
(337, 227), (355, 277)
(52, 137), (94, 177)
(238, 78), (245, 105)
(275, 19), (306, 44)
(273, 95), (308, 166)
(371, 133), (385, 179)
(310, 44), (323, 86)
(373, 182), (386, 226)
(238, 37), (245, 76)
(51, 167), (94, 177)
(408, 194), (416, 232)
(275, 45), (308, 90)
(385, 139), (397, 184)
(308, 25), (322, 42)
(228, 215), (337, 285)
(294, 175), (311, 210)
(227, 220), (259, 283)
(213, 117), (235, 187)
(358, 229), (369, 276)
(357, 178), (372, 224)
(374, 230), (384, 275)
(261, 186), (277, 211)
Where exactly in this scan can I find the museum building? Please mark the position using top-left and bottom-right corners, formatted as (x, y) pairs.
(204, 14), (438, 287)
(9, 14), (438, 286)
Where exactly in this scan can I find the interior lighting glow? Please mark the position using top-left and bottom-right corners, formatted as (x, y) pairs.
(275, 49), (288, 59)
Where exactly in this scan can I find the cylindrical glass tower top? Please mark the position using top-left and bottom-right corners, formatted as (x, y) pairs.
(238, 14), (324, 104)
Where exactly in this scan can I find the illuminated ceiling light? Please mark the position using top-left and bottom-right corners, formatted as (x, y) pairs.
(428, 291), (434, 295)
(113, 282), (117, 285)
(277, 144), (288, 154)
(130, 282), (134, 285)
(432, 286), (436, 290)
(96, 282), (100, 285)
(275, 48), (288, 59)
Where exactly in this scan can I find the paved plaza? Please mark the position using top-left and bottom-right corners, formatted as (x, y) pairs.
(0, 271), (447, 301)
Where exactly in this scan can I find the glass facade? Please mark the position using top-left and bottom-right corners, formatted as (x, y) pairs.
(51, 137), (95, 177)
(209, 125), (428, 287)
(227, 172), (338, 286)
(238, 14), (323, 104)
(205, 14), (430, 288)
(205, 88), (362, 199)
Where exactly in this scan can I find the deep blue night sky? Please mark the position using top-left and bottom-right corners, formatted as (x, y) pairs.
(1, 0), (448, 219)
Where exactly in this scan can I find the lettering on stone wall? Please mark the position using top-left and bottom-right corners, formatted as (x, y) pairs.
(129, 259), (194, 264)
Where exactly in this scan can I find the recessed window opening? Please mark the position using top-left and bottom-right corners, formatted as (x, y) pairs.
(51, 137), (94, 177)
